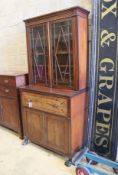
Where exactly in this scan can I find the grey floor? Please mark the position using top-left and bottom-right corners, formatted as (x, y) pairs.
(0, 126), (117, 175)
(0, 126), (75, 175)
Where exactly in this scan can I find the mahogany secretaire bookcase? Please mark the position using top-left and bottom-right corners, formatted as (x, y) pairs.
(20, 6), (89, 156)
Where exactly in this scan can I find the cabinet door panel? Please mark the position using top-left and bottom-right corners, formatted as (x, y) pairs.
(46, 113), (69, 154)
(2, 98), (19, 131)
(23, 108), (45, 143)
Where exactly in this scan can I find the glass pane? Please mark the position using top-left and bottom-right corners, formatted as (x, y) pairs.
(31, 25), (48, 85)
(51, 20), (73, 87)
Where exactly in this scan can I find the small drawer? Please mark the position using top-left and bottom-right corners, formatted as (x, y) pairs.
(0, 76), (16, 87)
(21, 92), (68, 117)
(0, 86), (17, 97)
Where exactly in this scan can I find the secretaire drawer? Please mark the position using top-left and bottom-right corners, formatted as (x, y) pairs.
(0, 86), (17, 97)
(0, 76), (16, 87)
(21, 92), (68, 117)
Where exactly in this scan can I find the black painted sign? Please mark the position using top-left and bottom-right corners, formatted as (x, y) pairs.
(91, 0), (118, 160)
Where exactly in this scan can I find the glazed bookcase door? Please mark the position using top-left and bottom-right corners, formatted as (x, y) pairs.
(30, 24), (49, 85)
(51, 19), (74, 88)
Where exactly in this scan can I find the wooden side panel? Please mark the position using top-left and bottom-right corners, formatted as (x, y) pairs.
(70, 91), (88, 152)
(26, 26), (34, 85)
(46, 113), (69, 155)
(0, 98), (2, 124)
(22, 92), (68, 117)
(78, 16), (88, 90)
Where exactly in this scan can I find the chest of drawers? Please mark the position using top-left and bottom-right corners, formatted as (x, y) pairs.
(0, 72), (27, 137)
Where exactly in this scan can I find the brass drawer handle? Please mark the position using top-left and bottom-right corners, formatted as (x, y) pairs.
(4, 79), (9, 83)
(5, 89), (10, 93)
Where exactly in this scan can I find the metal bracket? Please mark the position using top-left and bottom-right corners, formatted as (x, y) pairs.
(22, 136), (29, 145)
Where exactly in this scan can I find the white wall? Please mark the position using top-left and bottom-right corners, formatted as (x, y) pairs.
(0, 0), (91, 72)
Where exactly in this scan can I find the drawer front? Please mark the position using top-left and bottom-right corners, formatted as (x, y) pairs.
(0, 86), (17, 97)
(0, 76), (16, 87)
(22, 92), (68, 116)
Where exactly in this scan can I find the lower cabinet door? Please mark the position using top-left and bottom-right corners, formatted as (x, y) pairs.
(2, 97), (19, 131)
(23, 108), (45, 144)
(22, 108), (70, 155)
(45, 113), (70, 155)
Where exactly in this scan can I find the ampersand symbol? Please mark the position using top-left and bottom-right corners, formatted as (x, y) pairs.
(101, 30), (116, 47)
